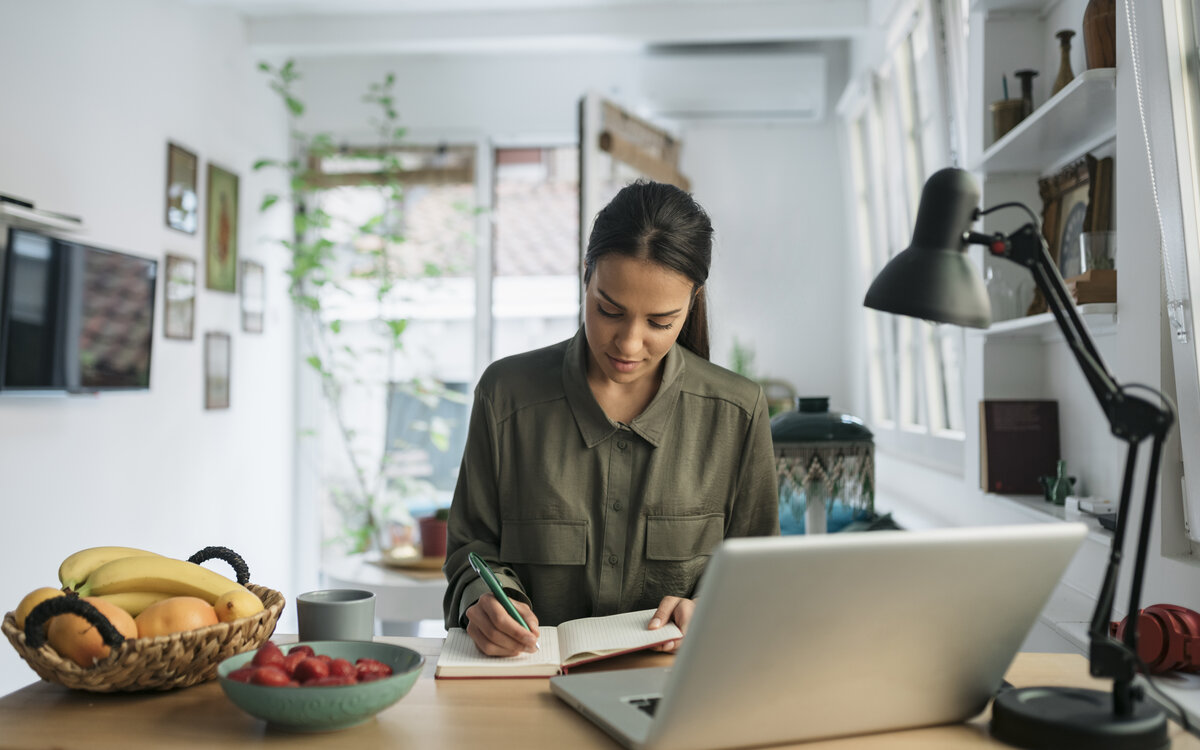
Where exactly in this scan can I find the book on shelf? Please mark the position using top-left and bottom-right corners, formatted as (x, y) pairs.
(979, 399), (1060, 495)
(435, 608), (682, 679)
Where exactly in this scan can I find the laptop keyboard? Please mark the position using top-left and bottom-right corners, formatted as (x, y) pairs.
(626, 696), (661, 717)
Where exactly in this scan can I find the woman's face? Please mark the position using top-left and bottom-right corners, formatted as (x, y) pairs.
(583, 254), (695, 387)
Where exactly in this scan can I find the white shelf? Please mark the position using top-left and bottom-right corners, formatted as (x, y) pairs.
(971, 302), (1117, 340)
(991, 492), (1114, 544)
(969, 0), (1051, 12)
(972, 68), (1117, 174)
(0, 202), (84, 234)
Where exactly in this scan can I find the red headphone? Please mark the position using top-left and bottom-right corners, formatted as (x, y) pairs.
(1111, 604), (1200, 674)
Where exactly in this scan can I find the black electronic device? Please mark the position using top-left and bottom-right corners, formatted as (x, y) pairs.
(0, 226), (157, 392)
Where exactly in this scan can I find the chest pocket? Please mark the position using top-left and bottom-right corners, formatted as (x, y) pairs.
(645, 513), (725, 560)
(500, 519), (588, 565)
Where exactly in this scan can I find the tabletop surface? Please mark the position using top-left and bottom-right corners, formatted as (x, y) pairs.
(2, 639), (1198, 750)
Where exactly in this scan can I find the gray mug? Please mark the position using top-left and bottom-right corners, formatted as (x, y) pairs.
(297, 589), (376, 642)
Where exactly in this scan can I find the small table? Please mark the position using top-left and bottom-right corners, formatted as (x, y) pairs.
(1, 645), (1197, 749)
(321, 554), (447, 634)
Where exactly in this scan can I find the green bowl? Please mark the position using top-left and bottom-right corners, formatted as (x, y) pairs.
(217, 641), (424, 732)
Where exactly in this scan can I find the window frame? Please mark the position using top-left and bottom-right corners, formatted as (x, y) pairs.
(839, 0), (967, 474)
(1155, 0), (1200, 546)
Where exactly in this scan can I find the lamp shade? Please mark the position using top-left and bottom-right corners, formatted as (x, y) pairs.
(863, 167), (992, 329)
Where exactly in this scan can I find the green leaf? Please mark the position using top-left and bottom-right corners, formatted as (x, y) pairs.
(386, 319), (408, 340)
(259, 194), (279, 212)
(257, 61), (271, 72)
(305, 355), (323, 372)
(330, 319), (342, 334)
(286, 97), (304, 116)
(252, 159), (276, 171)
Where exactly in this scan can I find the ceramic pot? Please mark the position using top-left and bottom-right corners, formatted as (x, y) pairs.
(418, 517), (448, 558)
(1083, 0), (1117, 69)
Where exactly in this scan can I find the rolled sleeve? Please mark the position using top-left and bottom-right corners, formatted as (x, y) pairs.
(442, 389), (531, 628)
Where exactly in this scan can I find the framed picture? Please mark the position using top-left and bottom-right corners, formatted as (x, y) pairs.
(205, 163), (239, 293)
(163, 254), (197, 340)
(165, 142), (198, 234)
(240, 260), (265, 333)
(1038, 157), (1092, 281)
(204, 332), (231, 410)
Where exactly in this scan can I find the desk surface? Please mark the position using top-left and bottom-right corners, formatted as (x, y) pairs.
(1, 642), (1197, 750)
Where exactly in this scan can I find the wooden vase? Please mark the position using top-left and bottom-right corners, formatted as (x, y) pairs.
(1052, 30), (1076, 96)
(1083, 0), (1117, 69)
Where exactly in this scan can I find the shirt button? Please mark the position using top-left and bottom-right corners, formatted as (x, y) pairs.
(617, 440), (628, 450)
(613, 502), (622, 511)
(608, 555), (618, 565)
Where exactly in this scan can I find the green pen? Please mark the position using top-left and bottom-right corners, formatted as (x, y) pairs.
(468, 551), (539, 651)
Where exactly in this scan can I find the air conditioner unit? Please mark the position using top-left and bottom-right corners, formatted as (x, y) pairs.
(637, 52), (826, 122)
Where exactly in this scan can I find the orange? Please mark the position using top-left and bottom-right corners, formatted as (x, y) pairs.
(46, 596), (138, 668)
(135, 596), (218, 638)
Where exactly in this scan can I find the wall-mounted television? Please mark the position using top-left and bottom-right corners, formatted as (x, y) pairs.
(0, 226), (158, 392)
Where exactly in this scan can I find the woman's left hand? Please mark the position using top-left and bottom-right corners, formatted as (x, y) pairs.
(647, 596), (695, 652)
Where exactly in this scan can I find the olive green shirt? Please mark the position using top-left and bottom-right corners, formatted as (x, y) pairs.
(443, 328), (780, 629)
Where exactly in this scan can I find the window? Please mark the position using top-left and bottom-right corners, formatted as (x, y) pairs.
(840, 0), (966, 469)
(492, 146), (581, 360)
(308, 145), (480, 542)
(306, 143), (590, 546)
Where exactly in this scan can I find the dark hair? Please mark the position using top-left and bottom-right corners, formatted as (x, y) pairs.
(583, 180), (713, 360)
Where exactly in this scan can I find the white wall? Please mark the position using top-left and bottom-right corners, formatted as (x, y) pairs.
(289, 45), (850, 405)
(0, 0), (296, 695)
(686, 120), (849, 404)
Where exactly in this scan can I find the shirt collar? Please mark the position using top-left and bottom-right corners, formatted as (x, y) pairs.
(562, 327), (686, 449)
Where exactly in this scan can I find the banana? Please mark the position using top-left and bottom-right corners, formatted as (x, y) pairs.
(76, 555), (250, 604)
(94, 591), (174, 617)
(58, 546), (164, 591)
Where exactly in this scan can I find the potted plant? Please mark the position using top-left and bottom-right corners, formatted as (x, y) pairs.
(417, 507), (450, 559)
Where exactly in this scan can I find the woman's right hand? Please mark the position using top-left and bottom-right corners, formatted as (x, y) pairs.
(464, 593), (541, 656)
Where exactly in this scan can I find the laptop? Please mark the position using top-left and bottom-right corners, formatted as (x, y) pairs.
(550, 523), (1087, 750)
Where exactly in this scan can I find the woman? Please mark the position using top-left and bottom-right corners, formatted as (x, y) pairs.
(443, 180), (779, 657)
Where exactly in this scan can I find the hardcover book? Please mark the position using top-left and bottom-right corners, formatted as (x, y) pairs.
(979, 399), (1060, 495)
(435, 609), (682, 679)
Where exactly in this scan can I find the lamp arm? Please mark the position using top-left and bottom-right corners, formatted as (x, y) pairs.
(970, 224), (1121, 405)
(969, 220), (1175, 714)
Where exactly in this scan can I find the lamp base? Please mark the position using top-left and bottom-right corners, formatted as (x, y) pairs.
(991, 686), (1169, 750)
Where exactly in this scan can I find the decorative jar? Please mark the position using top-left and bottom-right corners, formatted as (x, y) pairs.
(771, 397), (874, 534)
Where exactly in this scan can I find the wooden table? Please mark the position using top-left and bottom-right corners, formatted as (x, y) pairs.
(1, 640), (1197, 749)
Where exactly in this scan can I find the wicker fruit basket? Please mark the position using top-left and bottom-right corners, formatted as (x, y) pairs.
(2, 583), (284, 692)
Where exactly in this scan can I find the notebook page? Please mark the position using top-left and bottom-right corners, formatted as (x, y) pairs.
(558, 609), (683, 665)
(437, 627), (561, 671)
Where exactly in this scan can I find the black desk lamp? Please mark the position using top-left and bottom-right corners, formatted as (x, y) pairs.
(864, 167), (1175, 749)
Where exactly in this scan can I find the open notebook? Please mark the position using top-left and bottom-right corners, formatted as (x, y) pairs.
(435, 609), (683, 679)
